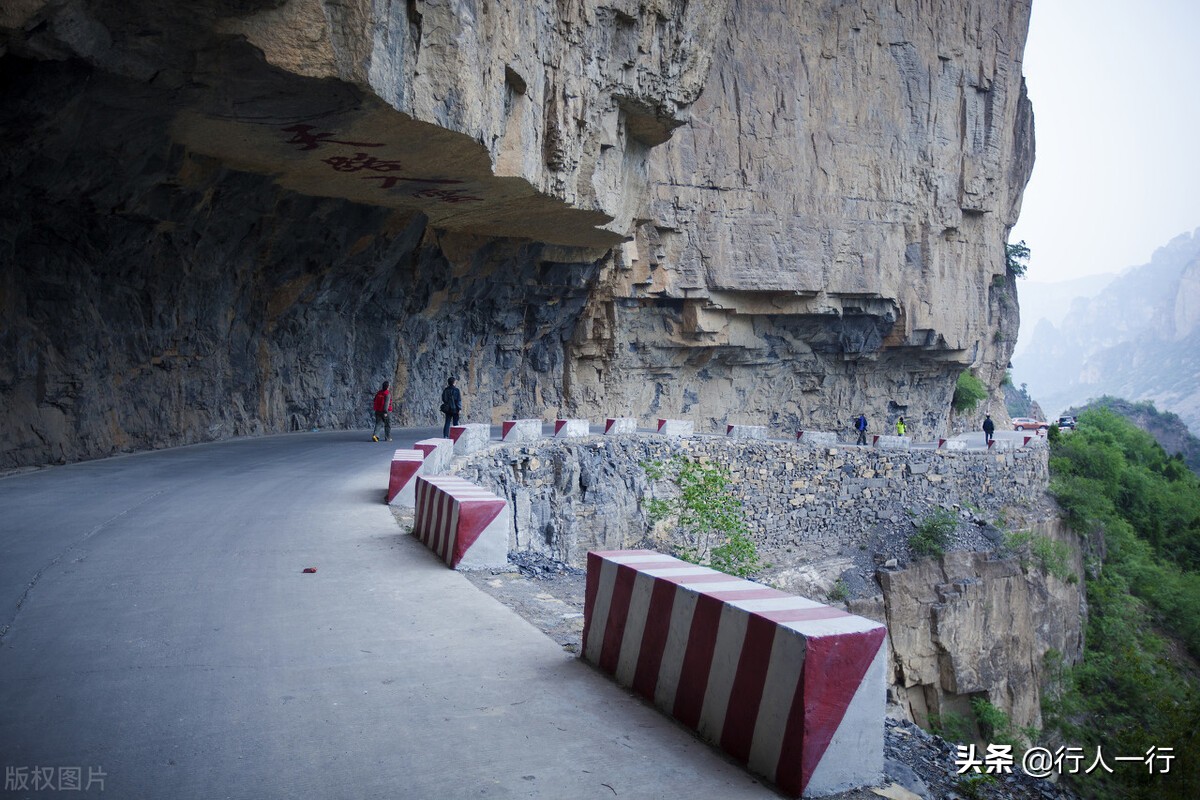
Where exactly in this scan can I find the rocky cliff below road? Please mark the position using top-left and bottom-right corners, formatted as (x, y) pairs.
(2, 1), (1033, 469)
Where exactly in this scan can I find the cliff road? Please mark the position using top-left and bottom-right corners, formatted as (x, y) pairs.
(2, 2), (1048, 794)
(0, 428), (779, 799)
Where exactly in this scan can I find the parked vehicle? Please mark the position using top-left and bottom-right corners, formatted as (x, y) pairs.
(1057, 415), (1077, 430)
(1012, 417), (1049, 431)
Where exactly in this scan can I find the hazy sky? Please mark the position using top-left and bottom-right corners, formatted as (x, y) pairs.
(1010, 0), (1200, 284)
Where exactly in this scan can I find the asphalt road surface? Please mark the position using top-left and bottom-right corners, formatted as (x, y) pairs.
(0, 429), (775, 800)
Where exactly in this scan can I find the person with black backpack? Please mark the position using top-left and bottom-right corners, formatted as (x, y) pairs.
(855, 413), (868, 446)
(440, 377), (462, 438)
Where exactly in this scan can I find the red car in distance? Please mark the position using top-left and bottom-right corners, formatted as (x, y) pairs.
(1011, 417), (1049, 431)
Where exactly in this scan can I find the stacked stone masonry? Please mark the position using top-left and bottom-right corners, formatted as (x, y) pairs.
(455, 436), (1050, 570)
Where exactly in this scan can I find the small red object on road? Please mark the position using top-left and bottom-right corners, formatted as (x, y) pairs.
(302, 567), (317, 574)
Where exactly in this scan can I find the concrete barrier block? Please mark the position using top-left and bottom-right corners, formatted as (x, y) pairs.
(413, 438), (454, 475)
(413, 475), (510, 569)
(938, 439), (967, 451)
(656, 419), (694, 437)
(872, 435), (911, 450)
(797, 431), (838, 446)
(988, 438), (1017, 451)
(604, 417), (637, 435)
(502, 418), (542, 443)
(554, 419), (590, 438)
(386, 449), (425, 507)
(583, 549), (886, 798)
(449, 424), (490, 456)
(727, 425), (767, 439)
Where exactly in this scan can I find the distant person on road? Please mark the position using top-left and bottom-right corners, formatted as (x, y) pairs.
(441, 376), (462, 438)
(372, 381), (392, 442)
(983, 414), (995, 446)
(895, 416), (906, 436)
(855, 413), (868, 446)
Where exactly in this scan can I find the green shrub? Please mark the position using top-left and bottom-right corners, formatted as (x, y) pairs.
(1005, 240), (1030, 276)
(1047, 422), (1061, 443)
(641, 456), (764, 578)
(910, 509), (957, 557)
(952, 371), (988, 413)
(957, 772), (999, 799)
(929, 710), (973, 743)
(827, 578), (849, 604)
(1002, 530), (1075, 582)
(970, 697), (1029, 750)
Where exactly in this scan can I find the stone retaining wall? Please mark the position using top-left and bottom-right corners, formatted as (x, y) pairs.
(454, 435), (1049, 570)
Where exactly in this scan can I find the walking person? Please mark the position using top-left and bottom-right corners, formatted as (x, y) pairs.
(371, 381), (392, 442)
(895, 416), (906, 436)
(983, 413), (995, 447)
(440, 376), (462, 438)
(855, 413), (868, 446)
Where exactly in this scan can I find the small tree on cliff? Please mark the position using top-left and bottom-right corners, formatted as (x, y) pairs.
(1005, 240), (1030, 276)
(642, 456), (763, 578)
(952, 371), (988, 414)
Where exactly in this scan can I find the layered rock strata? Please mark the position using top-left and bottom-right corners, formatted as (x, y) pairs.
(1, 0), (1033, 469)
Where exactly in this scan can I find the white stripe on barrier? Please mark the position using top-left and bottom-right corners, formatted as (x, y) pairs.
(729, 596), (825, 613)
(615, 571), (657, 687)
(609, 552), (678, 564)
(746, 627), (807, 782)
(653, 589), (701, 711)
(584, 558), (619, 665)
(782, 615), (882, 637)
(644, 566), (715, 578)
(679, 579), (759, 593)
(697, 603), (751, 743)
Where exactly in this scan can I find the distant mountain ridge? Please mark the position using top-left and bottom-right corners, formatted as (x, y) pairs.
(1012, 272), (1116, 358)
(1014, 228), (1200, 433)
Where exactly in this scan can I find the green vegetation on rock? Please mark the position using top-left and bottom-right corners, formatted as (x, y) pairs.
(1005, 239), (1030, 277)
(910, 508), (957, 557)
(952, 371), (988, 414)
(642, 456), (764, 578)
(1043, 407), (1200, 798)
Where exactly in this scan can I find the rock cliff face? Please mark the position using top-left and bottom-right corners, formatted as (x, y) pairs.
(871, 524), (1084, 733)
(1, 1), (1033, 468)
(571, 0), (1033, 436)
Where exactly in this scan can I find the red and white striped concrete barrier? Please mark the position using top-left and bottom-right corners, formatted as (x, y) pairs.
(938, 438), (967, 450)
(727, 424), (767, 439)
(796, 431), (837, 446)
(554, 419), (590, 438)
(872, 435), (910, 450)
(413, 437), (454, 475)
(656, 419), (694, 437)
(604, 417), (637, 435)
(449, 423), (490, 455)
(386, 449), (425, 507)
(583, 550), (886, 797)
(413, 475), (510, 569)
(502, 419), (542, 443)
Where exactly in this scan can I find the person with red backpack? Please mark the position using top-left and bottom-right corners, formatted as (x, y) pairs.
(371, 381), (392, 442)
